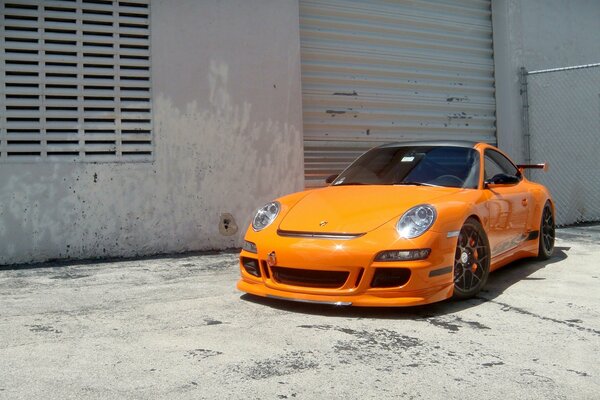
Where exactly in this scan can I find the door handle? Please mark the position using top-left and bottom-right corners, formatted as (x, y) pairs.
(522, 198), (528, 207)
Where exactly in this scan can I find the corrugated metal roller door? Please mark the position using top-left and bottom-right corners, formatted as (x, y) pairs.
(300, 0), (496, 187)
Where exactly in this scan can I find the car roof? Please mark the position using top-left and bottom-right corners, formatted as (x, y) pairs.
(378, 140), (480, 149)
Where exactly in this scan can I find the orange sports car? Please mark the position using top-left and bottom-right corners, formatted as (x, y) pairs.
(237, 141), (555, 307)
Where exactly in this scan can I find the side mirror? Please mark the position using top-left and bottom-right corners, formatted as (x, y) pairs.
(485, 173), (520, 188)
(325, 174), (339, 184)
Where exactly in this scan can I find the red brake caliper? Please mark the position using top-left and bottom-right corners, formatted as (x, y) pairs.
(470, 237), (478, 272)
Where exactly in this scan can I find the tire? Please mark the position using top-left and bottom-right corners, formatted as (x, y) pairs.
(452, 218), (491, 300)
(538, 201), (555, 260)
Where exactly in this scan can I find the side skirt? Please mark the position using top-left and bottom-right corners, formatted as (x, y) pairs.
(490, 242), (539, 272)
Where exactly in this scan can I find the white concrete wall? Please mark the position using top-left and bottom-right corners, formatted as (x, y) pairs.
(492, 0), (600, 162)
(0, 0), (305, 265)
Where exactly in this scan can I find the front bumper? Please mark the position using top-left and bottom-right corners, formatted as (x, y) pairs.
(237, 224), (458, 307)
(237, 279), (453, 307)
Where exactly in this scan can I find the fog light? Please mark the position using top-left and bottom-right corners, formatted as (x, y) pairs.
(242, 240), (257, 254)
(374, 248), (431, 261)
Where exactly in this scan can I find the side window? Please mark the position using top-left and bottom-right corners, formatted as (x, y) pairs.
(484, 150), (520, 181)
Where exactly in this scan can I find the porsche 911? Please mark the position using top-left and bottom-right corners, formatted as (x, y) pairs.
(237, 141), (555, 306)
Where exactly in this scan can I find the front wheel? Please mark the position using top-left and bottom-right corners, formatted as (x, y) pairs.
(452, 218), (491, 299)
(538, 202), (555, 260)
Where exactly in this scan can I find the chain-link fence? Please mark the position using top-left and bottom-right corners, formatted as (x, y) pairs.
(522, 63), (600, 226)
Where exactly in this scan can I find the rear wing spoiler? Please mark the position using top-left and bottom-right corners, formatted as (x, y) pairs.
(517, 163), (548, 171)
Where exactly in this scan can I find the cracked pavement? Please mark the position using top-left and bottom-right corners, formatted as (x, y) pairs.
(0, 225), (599, 399)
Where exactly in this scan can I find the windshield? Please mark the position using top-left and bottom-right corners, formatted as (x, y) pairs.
(332, 145), (480, 189)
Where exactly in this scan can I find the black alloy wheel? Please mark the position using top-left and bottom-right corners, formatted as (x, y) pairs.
(538, 202), (555, 260)
(452, 218), (491, 299)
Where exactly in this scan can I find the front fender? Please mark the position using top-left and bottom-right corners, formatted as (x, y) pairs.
(430, 189), (489, 235)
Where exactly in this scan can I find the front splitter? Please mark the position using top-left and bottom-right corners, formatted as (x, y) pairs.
(266, 294), (352, 306)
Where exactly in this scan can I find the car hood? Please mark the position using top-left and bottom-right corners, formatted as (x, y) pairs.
(278, 185), (460, 234)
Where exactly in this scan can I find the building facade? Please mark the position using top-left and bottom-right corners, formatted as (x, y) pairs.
(1, 0), (598, 265)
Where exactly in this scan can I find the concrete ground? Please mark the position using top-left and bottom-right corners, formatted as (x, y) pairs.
(1, 226), (599, 400)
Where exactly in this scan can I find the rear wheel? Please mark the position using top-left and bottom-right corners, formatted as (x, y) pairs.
(538, 202), (555, 260)
(452, 219), (491, 299)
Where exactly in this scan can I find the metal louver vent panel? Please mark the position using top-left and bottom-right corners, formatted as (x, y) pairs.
(0, 0), (153, 162)
(300, 0), (496, 187)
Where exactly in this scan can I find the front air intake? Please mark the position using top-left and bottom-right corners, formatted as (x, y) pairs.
(241, 257), (261, 277)
(370, 268), (411, 288)
(271, 267), (349, 288)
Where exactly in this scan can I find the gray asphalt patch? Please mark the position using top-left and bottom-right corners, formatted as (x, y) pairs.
(0, 226), (599, 399)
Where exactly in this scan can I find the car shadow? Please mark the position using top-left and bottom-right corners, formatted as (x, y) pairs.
(239, 246), (570, 319)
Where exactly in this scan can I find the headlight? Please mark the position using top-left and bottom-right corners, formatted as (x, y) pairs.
(396, 204), (436, 239)
(252, 201), (281, 231)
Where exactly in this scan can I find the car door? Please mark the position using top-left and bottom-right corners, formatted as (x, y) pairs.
(483, 149), (531, 257)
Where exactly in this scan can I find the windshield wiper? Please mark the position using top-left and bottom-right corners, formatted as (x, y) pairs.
(394, 181), (440, 187)
(333, 181), (366, 186)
